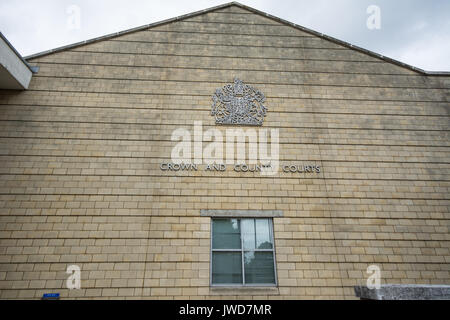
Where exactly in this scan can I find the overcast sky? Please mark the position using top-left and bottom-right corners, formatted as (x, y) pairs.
(1, 0), (449, 71)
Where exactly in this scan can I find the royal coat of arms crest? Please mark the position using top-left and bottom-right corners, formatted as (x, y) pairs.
(211, 78), (267, 126)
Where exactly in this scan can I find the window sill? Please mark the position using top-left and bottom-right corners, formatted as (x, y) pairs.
(209, 286), (279, 295)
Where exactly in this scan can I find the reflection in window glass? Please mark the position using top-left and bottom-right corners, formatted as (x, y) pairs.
(241, 219), (255, 250)
(255, 219), (273, 249)
(212, 219), (241, 249)
(212, 252), (242, 284)
(244, 252), (275, 284)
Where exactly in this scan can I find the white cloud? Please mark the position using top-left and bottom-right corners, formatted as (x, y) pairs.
(391, 33), (450, 71)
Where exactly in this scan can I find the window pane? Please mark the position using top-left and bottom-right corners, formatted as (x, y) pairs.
(241, 219), (256, 250)
(255, 219), (273, 249)
(244, 251), (276, 284)
(212, 219), (241, 249)
(212, 252), (242, 284)
(242, 219), (273, 250)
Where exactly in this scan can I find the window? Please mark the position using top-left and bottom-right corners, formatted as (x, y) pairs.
(211, 218), (277, 286)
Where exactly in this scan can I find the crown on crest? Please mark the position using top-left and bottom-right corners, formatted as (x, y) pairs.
(233, 78), (244, 96)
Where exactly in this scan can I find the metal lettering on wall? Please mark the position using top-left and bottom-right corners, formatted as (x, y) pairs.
(160, 163), (321, 174)
(211, 78), (267, 126)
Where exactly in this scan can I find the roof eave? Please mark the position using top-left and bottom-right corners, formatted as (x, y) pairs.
(1, 32), (36, 73)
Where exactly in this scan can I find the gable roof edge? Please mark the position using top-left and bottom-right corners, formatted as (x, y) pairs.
(24, 1), (450, 76)
(24, 2), (237, 61)
(233, 2), (449, 76)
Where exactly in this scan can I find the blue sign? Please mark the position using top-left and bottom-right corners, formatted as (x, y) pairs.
(42, 293), (60, 299)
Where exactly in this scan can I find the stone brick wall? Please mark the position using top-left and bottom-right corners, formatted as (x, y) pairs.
(0, 5), (449, 299)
